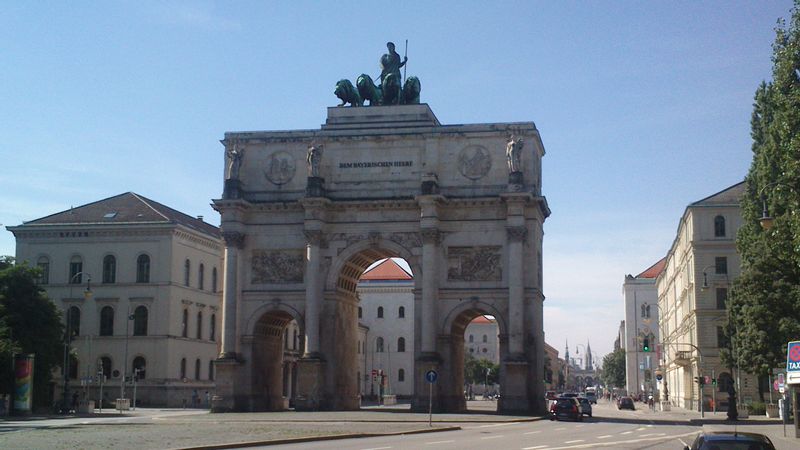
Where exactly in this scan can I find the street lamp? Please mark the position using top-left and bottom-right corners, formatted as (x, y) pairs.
(62, 272), (92, 414)
(757, 182), (794, 230)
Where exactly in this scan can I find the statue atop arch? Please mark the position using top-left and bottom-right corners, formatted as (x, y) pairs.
(334, 41), (421, 107)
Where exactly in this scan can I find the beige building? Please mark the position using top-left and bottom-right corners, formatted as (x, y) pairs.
(465, 316), (500, 364)
(657, 182), (758, 411)
(543, 342), (559, 391)
(623, 258), (665, 397)
(7, 193), (222, 408)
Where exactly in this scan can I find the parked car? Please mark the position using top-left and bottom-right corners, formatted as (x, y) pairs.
(545, 391), (558, 400)
(576, 397), (592, 417)
(683, 431), (776, 450)
(561, 392), (579, 398)
(584, 391), (597, 404)
(617, 396), (635, 410)
(549, 397), (582, 421)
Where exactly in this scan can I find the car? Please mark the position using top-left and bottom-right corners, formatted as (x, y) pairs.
(683, 431), (776, 450)
(584, 391), (597, 404)
(617, 396), (635, 410)
(549, 397), (582, 421)
(576, 396), (592, 417)
(561, 392), (579, 398)
(545, 391), (558, 400)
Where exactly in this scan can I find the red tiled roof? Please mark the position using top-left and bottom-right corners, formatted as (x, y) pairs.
(636, 257), (667, 279)
(471, 315), (495, 324)
(360, 259), (413, 280)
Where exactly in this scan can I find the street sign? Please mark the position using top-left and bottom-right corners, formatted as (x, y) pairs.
(425, 370), (438, 383)
(786, 341), (800, 385)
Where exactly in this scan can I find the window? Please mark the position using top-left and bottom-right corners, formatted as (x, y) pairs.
(67, 306), (81, 337)
(180, 358), (187, 379)
(377, 307), (384, 318)
(376, 337), (384, 353)
(482, 348), (488, 353)
(99, 356), (112, 379)
(100, 306), (114, 336)
(196, 311), (203, 339)
(717, 326), (729, 349)
(716, 288), (728, 309)
(398, 306), (405, 318)
(184, 259), (191, 286)
(715, 257), (728, 274)
(195, 358), (201, 380)
(211, 267), (218, 292)
(714, 215), (726, 237)
(210, 314), (216, 341)
(469, 335), (474, 343)
(102, 255), (116, 284)
(482, 334), (488, 343)
(397, 337), (406, 352)
(470, 348), (474, 353)
(182, 309), (188, 337)
(133, 306), (148, 336)
(641, 303), (652, 318)
(133, 356), (146, 380)
(198, 263), (205, 290)
(36, 256), (50, 284)
(358, 307), (362, 319)
(69, 256), (83, 284)
(398, 368), (405, 382)
(136, 254), (150, 283)
(209, 360), (214, 381)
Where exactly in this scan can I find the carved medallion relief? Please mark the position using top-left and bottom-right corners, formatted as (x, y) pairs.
(458, 145), (491, 180)
(447, 246), (502, 281)
(264, 151), (296, 185)
(251, 249), (304, 284)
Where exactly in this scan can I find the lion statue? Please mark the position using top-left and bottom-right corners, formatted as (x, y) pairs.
(402, 76), (421, 105)
(380, 72), (402, 105)
(356, 74), (382, 106)
(334, 79), (362, 107)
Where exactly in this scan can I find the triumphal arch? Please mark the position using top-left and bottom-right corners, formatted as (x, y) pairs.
(212, 101), (549, 414)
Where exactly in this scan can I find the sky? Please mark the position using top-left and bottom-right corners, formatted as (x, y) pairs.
(1, 0), (795, 363)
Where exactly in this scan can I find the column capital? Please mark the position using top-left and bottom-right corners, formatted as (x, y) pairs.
(420, 228), (442, 245)
(222, 231), (245, 248)
(506, 226), (528, 243)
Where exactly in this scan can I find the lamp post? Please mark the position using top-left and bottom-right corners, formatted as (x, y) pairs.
(62, 272), (92, 414)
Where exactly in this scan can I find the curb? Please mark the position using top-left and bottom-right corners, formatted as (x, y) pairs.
(174, 425), (462, 450)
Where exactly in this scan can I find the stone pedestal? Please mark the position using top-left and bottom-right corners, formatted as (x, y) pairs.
(508, 171), (524, 191)
(211, 357), (242, 413)
(294, 357), (326, 411)
(499, 359), (529, 413)
(306, 177), (325, 197)
(223, 179), (242, 199)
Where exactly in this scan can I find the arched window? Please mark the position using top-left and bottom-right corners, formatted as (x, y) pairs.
(133, 305), (148, 336)
(210, 314), (216, 341)
(196, 311), (203, 339)
(67, 306), (81, 337)
(180, 358), (187, 379)
(198, 263), (205, 290)
(181, 309), (188, 337)
(36, 256), (50, 284)
(211, 267), (218, 292)
(482, 334), (488, 343)
(376, 337), (384, 353)
(133, 356), (146, 380)
(469, 334), (474, 343)
(397, 337), (406, 352)
(714, 215), (726, 237)
(398, 306), (405, 318)
(136, 254), (150, 283)
(184, 259), (191, 286)
(398, 368), (405, 382)
(69, 255), (83, 284)
(377, 307), (384, 318)
(102, 255), (116, 284)
(358, 307), (362, 319)
(100, 306), (114, 336)
(208, 360), (214, 381)
(99, 356), (112, 379)
(195, 358), (201, 380)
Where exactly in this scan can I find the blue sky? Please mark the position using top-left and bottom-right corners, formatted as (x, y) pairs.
(1, 0), (794, 360)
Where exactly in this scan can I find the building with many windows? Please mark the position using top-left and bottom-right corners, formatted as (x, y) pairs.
(7, 193), (222, 407)
(657, 182), (759, 411)
(465, 315), (500, 364)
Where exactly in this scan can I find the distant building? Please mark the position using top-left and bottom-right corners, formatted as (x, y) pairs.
(657, 182), (759, 411)
(623, 258), (665, 397)
(614, 320), (625, 352)
(7, 193), (222, 407)
(543, 342), (559, 391)
(465, 315), (500, 364)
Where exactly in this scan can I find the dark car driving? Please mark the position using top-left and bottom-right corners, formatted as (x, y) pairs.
(684, 431), (776, 450)
(549, 397), (582, 421)
(617, 396), (635, 410)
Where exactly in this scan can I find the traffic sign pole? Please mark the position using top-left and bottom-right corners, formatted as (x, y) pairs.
(425, 370), (438, 427)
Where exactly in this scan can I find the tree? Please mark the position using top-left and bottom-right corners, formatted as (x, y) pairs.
(464, 354), (499, 386)
(0, 257), (64, 408)
(600, 348), (625, 389)
(726, 1), (800, 388)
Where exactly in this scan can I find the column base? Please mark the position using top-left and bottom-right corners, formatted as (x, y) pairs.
(295, 357), (326, 411)
(498, 359), (530, 414)
(211, 357), (244, 413)
(412, 353), (442, 412)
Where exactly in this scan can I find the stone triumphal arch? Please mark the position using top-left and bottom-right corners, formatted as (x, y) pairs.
(212, 104), (549, 414)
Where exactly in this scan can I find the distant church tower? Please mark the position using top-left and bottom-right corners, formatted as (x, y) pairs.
(586, 341), (593, 370)
(564, 340), (571, 367)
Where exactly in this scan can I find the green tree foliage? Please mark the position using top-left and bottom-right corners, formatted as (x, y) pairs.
(600, 348), (625, 389)
(464, 354), (499, 385)
(727, 1), (800, 381)
(0, 257), (64, 408)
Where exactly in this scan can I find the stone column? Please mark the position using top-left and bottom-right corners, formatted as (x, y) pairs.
(420, 228), (441, 354)
(303, 230), (324, 357)
(506, 225), (527, 356)
(220, 231), (244, 359)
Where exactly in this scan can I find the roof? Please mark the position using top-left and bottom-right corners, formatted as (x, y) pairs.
(471, 315), (495, 324)
(690, 181), (746, 207)
(20, 192), (220, 238)
(360, 258), (413, 281)
(636, 257), (667, 279)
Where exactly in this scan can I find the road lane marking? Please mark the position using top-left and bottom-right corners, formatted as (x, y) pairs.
(362, 447), (392, 450)
(531, 430), (699, 449)
(477, 422), (519, 428)
(635, 427), (647, 431)
(480, 435), (504, 440)
(554, 427), (565, 430)
(426, 441), (455, 445)
(575, 424), (584, 428)
(639, 433), (665, 437)
(620, 431), (633, 435)
(564, 440), (584, 444)
(523, 430), (542, 435)
(597, 435), (612, 439)
(521, 446), (549, 449)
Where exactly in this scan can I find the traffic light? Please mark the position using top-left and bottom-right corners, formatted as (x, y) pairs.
(642, 338), (650, 352)
(712, 378), (717, 386)
(694, 376), (705, 386)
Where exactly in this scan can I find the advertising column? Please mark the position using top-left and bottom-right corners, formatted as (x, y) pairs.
(13, 354), (35, 415)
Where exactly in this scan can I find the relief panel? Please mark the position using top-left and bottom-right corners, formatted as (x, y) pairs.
(251, 249), (305, 284)
(447, 246), (502, 281)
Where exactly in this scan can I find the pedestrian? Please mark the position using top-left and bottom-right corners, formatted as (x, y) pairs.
(205, 391), (210, 408)
(192, 389), (199, 408)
